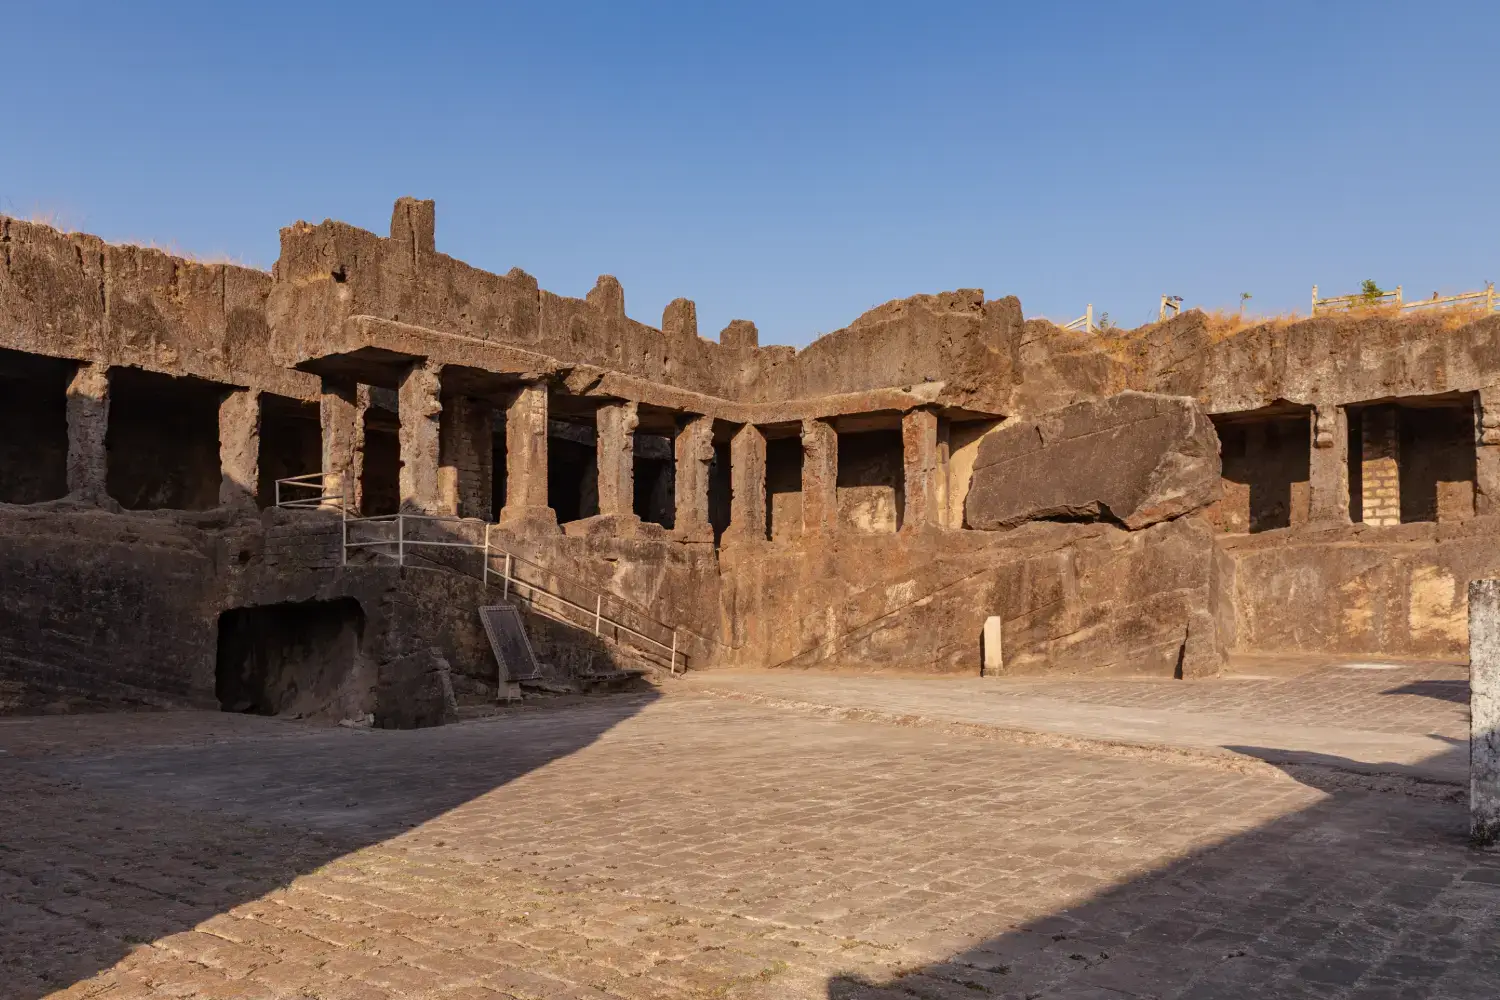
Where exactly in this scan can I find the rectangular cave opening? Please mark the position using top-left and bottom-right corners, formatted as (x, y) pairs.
(257, 393), (321, 509)
(361, 404), (402, 516)
(765, 434), (803, 541)
(106, 367), (225, 511)
(1209, 409), (1311, 533)
(1398, 398), (1476, 524)
(1345, 396), (1475, 526)
(633, 431), (676, 529)
(215, 598), (365, 719)
(548, 419), (598, 524)
(0, 348), (72, 504)
(836, 428), (904, 533)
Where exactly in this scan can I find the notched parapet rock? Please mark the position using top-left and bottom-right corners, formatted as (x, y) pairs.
(965, 390), (1221, 530)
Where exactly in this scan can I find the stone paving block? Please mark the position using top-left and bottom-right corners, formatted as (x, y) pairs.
(5, 694), (1500, 999)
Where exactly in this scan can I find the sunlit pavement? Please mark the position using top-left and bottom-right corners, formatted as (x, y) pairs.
(4, 665), (1499, 999)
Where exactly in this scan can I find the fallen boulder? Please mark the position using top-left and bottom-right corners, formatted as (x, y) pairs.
(965, 390), (1220, 530)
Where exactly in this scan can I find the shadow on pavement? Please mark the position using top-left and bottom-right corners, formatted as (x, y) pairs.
(827, 741), (1500, 999)
(0, 692), (656, 999)
(1384, 679), (1470, 704)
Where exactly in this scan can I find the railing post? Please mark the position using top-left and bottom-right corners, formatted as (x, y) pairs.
(1311, 285), (1318, 316)
(340, 507), (347, 567)
(397, 515), (405, 567)
(595, 595), (602, 636)
(1085, 303), (1093, 334)
(670, 630), (678, 675)
(503, 552), (512, 600)
(1396, 285), (1403, 310)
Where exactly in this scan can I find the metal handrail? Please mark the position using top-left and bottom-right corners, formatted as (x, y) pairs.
(340, 512), (692, 673)
(478, 523), (732, 655)
(274, 473), (343, 510)
(488, 555), (680, 672)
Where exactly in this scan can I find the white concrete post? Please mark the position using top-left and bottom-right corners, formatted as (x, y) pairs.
(982, 615), (1004, 678)
(1470, 578), (1500, 847)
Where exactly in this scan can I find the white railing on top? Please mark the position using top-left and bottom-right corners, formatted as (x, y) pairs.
(273, 473), (342, 510)
(1312, 282), (1498, 317)
(1058, 304), (1094, 333)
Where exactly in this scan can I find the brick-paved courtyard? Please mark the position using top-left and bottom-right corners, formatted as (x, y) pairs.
(4, 670), (1500, 999)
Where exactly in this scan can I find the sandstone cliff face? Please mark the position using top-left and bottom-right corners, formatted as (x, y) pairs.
(1102, 309), (1500, 412)
(965, 391), (1221, 531)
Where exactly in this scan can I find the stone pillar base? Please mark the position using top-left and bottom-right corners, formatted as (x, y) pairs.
(499, 504), (559, 533)
(672, 520), (716, 545)
(561, 513), (655, 540)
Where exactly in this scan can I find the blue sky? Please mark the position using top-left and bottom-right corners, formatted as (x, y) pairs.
(5, 2), (1497, 345)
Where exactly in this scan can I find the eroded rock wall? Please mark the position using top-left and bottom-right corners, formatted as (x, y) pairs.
(0, 509), (221, 712)
(1223, 519), (1500, 660)
(720, 517), (1229, 677)
(1105, 310), (1500, 412)
(0, 217), (313, 398)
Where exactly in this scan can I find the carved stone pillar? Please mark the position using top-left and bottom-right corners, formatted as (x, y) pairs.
(800, 418), (838, 535)
(65, 362), (110, 505)
(935, 418), (952, 527)
(320, 377), (362, 513)
(500, 382), (556, 528)
(398, 361), (444, 515)
(218, 388), (260, 508)
(596, 400), (639, 518)
(1308, 404), (1351, 525)
(901, 408), (941, 531)
(675, 414), (715, 542)
(723, 423), (767, 543)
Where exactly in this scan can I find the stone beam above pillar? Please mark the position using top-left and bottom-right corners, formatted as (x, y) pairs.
(675, 415), (715, 543)
(901, 408), (941, 531)
(66, 362), (110, 506)
(596, 400), (639, 519)
(801, 418), (838, 535)
(500, 381), (557, 530)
